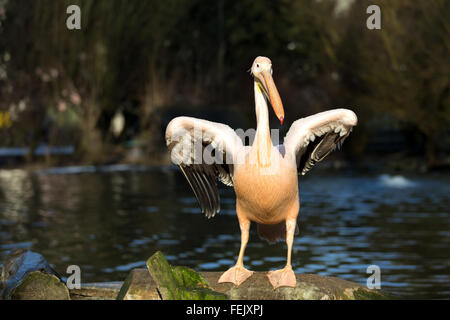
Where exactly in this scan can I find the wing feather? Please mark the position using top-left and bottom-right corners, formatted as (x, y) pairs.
(166, 117), (242, 218)
(284, 109), (357, 175)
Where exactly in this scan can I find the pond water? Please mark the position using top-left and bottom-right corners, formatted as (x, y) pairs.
(0, 165), (449, 299)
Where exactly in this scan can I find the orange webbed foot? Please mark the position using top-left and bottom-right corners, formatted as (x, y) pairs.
(218, 265), (254, 288)
(267, 265), (296, 290)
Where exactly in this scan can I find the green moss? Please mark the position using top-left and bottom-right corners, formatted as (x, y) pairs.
(172, 266), (210, 289)
(146, 251), (227, 300)
(352, 288), (394, 300)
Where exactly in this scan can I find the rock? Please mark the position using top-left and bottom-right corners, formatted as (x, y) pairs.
(70, 282), (123, 300)
(116, 270), (160, 300)
(0, 249), (69, 300)
(114, 268), (393, 300)
(8, 271), (70, 300)
(144, 251), (227, 300)
(116, 252), (396, 300)
(212, 272), (394, 300)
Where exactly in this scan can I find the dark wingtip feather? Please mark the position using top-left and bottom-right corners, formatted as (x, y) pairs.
(179, 164), (221, 219)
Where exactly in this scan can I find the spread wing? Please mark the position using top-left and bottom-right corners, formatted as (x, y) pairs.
(283, 109), (358, 175)
(165, 116), (243, 218)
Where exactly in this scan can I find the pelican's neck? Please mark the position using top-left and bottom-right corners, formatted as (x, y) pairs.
(254, 81), (272, 164)
(254, 82), (270, 138)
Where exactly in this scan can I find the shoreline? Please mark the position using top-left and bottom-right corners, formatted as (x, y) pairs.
(0, 154), (449, 175)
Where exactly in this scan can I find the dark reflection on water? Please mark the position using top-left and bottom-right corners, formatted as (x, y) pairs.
(0, 166), (449, 299)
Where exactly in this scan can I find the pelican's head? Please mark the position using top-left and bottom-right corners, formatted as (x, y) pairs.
(251, 56), (285, 124)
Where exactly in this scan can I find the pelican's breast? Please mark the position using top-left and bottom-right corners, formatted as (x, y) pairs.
(233, 147), (299, 224)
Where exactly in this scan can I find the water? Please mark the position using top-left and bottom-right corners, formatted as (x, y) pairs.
(0, 166), (449, 299)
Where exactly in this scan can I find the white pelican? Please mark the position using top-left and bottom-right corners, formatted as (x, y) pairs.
(165, 56), (357, 289)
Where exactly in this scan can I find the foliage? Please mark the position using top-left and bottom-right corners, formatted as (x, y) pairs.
(0, 0), (448, 165)
(338, 0), (450, 163)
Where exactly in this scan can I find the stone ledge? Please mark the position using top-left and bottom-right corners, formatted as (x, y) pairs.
(70, 269), (393, 300)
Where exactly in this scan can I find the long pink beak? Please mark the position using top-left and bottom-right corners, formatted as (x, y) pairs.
(260, 70), (285, 124)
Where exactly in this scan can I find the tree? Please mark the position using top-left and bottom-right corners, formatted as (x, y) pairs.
(339, 0), (450, 164)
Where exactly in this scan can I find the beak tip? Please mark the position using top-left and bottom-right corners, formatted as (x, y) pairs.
(280, 116), (284, 125)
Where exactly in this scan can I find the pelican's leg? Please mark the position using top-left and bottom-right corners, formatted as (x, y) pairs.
(218, 216), (254, 287)
(267, 218), (297, 289)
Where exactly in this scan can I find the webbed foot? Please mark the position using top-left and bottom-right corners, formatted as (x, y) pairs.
(218, 265), (254, 288)
(267, 265), (296, 290)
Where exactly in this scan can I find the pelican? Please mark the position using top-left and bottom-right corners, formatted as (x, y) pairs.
(165, 56), (357, 289)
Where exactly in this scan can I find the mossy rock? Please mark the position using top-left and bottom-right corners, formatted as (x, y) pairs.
(218, 272), (395, 300)
(116, 270), (160, 300)
(351, 287), (397, 300)
(146, 251), (227, 300)
(111, 269), (396, 300)
(1, 249), (68, 300)
(9, 271), (70, 300)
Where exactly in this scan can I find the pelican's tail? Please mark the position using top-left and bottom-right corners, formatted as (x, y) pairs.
(257, 222), (299, 244)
